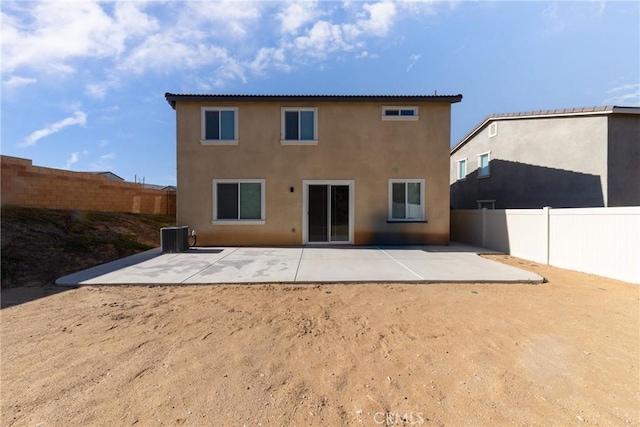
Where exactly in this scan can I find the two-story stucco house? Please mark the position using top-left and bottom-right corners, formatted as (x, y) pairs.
(165, 93), (462, 246)
(450, 106), (640, 209)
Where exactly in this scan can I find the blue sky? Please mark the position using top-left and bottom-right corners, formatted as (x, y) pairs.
(2, 0), (638, 186)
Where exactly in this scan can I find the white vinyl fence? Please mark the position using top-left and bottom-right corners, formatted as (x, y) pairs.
(451, 207), (640, 284)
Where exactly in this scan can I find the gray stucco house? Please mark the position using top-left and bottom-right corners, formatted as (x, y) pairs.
(450, 106), (640, 209)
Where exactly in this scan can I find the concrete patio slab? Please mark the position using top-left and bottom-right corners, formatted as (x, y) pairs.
(78, 248), (236, 284)
(399, 253), (540, 282)
(230, 247), (303, 259)
(56, 244), (544, 286)
(301, 247), (388, 259)
(295, 258), (421, 282)
(185, 257), (300, 283)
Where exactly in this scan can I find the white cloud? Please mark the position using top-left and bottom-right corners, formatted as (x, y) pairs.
(2, 1), (442, 94)
(20, 111), (88, 147)
(89, 152), (117, 171)
(278, 1), (319, 34)
(1, 1), (158, 74)
(64, 151), (81, 170)
(85, 77), (120, 99)
(605, 83), (640, 105)
(406, 53), (420, 72)
(249, 47), (289, 74)
(294, 21), (352, 59)
(2, 75), (37, 88)
(99, 139), (109, 147)
(590, 0), (606, 17)
(358, 0), (397, 36)
(119, 33), (235, 75)
(181, 1), (263, 38)
(541, 3), (565, 35)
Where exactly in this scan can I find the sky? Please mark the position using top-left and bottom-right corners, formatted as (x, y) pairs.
(1, 0), (639, 186)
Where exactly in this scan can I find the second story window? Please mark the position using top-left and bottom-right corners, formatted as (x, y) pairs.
(478, 152), (491, 177)
(456, 159), (467, 180)
(281, 108), (317, 144)
(382, 106), (419, 121)
(201, 107), (238, 144)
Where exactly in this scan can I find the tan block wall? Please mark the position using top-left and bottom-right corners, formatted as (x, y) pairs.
(175, 101), (452, 246)
(1, 156), (176, 215)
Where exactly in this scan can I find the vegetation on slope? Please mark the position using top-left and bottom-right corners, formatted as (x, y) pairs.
(1, 207), (174, 288)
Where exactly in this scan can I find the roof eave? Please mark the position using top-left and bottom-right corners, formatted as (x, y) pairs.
(164, 93), (463, 108)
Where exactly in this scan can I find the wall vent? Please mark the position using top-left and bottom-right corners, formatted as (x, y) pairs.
(488, 122), (498, 138)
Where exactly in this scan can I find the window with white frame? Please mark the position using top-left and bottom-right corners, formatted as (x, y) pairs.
(382, 106), (419, 121)
(201, 107), (238, 144)
(281, 108), (317, 144)
(388, 179), (425, 221)
(213, 179), (265, 223)
(478, 152), (490, 177)
(488, 122), (497, 138)
(456, 159), (467, 180)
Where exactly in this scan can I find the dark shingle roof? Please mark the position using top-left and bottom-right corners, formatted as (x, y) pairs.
(451, 105), (640, 154)
(164, 93), (463, 109)
(85, 171), (125, 181)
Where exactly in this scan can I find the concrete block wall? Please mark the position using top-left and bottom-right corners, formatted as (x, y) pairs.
(0, 155), (176, 215)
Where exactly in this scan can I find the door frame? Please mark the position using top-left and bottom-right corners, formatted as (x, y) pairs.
(302, 180), (355, 245)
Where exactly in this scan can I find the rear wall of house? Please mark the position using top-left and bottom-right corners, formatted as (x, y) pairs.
(174, 101), (452, 245)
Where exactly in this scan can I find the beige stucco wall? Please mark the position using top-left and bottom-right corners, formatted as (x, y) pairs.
(174, 101), (452, 245)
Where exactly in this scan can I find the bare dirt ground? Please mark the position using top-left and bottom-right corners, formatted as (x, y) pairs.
(1, 256), (638, 427)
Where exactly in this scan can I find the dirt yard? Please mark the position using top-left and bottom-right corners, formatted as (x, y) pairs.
(1, 256), (638, 426)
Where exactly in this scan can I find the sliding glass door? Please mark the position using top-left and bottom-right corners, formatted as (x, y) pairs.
(305, 182), (352, 244)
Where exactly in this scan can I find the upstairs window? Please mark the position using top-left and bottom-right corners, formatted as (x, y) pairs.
(388, 179), (425, 221)
(382, 106), (419, 121)
(281, 108), (317, 144)
(456, 159), (467, 180)
(201, 107), (238, 144)
(478, 152), (491, 177)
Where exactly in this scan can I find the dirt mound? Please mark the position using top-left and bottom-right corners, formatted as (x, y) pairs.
(1, 206), (174, 288)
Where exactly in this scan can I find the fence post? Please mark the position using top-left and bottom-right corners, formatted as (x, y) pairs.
(543, 206), (550, 265)
(481, 208), (487, 248)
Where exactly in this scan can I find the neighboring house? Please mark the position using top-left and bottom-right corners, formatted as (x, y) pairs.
(86, 172), (176, 191)
(142, 183), (177, 191)
(450, 106), (640, 209)
(86, 171), (125, 182)
(165, 93), (462, 246)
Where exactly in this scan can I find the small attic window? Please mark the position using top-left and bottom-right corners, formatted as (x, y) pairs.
(488, 122), (498, 138)
(382, 106), (419, 121)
